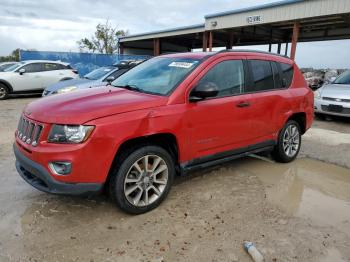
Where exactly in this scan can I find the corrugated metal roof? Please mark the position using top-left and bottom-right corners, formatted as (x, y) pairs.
(205, 0), (305, 18)
(119, 23), (204, 40)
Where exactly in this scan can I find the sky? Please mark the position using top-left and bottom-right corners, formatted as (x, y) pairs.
(0, 0), (349, 69)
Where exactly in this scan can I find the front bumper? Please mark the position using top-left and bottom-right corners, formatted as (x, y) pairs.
(14, 143), (103, 196)
(314, 98), (350, 117)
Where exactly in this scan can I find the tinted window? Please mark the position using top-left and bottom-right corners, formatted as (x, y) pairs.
(197, 60), (244, 97)
(21, 63), (42, 73)
(280, 63), (293, 88)
(43, 63), (61, 71)
(272, 62), (283, 89)
(247, 60), (274, 92)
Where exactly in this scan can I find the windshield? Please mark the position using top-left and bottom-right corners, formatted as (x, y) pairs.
(112, 57), (200, 95)
(334, 70), (350, 85)
(84, 66), (115, 80)
(4, 62), (24, 72)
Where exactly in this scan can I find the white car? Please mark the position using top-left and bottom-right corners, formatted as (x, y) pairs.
(0, 60), (79, 100)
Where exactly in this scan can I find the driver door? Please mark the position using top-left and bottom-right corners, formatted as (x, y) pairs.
(186, 57), (255, 160)
(11, 63), (44, 91)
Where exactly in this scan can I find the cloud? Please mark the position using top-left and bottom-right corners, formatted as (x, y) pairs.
(0, 0), (349, 68)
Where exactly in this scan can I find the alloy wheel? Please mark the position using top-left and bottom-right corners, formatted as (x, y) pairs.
(282, 124), (300, 157)
(123, 154), (168, 207)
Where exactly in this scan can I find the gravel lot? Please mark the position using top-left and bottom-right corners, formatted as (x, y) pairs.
(0, 97), (349, 262)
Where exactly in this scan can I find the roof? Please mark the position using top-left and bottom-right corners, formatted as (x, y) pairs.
(160, 52), (214, 59)
(119, 23), (204, 41)
(205, 0), (305, 18)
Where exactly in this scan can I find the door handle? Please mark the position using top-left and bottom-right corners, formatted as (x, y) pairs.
(236, 102), (251, 108)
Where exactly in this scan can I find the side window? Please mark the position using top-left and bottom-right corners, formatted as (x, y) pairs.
(280, 63), (294, 88)
(43, 63), (60, 71)
(197, 60), (245, 97)
(21, 63), (42, 73)
(272, 62), (283, 89)
(247, 60), (274, 92)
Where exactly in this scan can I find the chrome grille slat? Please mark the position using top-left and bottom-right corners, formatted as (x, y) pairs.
(16, 116), (43, 147)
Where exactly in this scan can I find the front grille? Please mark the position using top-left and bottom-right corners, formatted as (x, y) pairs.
(17, 116), (43, 147)
(321, 105), (350, 114)
(323, 97), (350, 103)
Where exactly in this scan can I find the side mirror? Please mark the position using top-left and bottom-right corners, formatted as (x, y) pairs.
(19, 68), (26, 75)
(190, 81), (219, 102)
(106, 76), (115, 84)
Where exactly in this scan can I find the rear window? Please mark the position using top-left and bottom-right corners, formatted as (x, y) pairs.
(280, 62), (294, 88)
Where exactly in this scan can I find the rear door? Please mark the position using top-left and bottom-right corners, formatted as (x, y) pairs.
(245, 58), (291, 140)
(40, 63), (66, 88)
(186, 56), (256, 160)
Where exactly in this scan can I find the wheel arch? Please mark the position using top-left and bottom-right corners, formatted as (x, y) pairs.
(287, 112), (306, 134)
(107, 133), (180, 184)
(0, 79), (13, 93)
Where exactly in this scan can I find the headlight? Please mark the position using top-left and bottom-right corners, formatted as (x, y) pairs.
(314, 90), (321, 99)
(57, 86), (77, 94)
(48, 125), (94, 143)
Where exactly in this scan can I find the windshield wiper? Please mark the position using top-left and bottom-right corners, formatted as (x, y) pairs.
(115, 84), (143, 92)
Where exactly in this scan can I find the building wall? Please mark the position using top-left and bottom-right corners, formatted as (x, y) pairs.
(205, 0), (350, 30)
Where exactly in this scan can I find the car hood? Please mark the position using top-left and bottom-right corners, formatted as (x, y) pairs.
(24, 86), (168, 124)
(45, 78), (100, 92)
(320, 84), (350, 99)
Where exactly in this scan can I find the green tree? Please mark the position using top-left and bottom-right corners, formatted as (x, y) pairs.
(77, 20), (128, 54)
(0, 48), (20, 62)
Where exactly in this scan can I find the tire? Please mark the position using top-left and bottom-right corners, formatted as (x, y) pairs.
(0, 83), (9, 100)
(272, 120), (301, 163)
(109, 145), (175, 214)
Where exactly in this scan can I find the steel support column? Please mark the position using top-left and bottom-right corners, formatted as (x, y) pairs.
(226, 31), (234, 49)
(208, 31), (213, 52)
(153, 38), (160, 56)
(202, 32), (208, 52)
(285, 42), (289, 56)
(119, 43), (124, 55)
(290, 22), (300, 60)
(277, 43), (282, 54)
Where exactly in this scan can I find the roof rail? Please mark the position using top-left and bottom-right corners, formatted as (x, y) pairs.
(217, 49), (290, 59)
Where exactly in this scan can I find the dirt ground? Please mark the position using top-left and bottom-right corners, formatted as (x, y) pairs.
(0, 96), (349, 262)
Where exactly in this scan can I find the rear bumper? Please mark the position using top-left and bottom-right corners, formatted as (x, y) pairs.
(14, 143), (103, 196)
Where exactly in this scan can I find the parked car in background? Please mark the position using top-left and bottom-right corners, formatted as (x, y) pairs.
(314, 69), (350, 118)
(42, 60), (143, 96)
(14, 50), (313, 214)
(0, 62), (19, 72)
(0, 60), (78, 100)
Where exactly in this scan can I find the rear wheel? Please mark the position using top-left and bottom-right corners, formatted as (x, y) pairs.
(0, 84), (9, 100)
(272, 120), (301, 163)
(109, 145), (174, 214)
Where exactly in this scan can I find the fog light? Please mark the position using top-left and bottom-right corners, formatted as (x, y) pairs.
(49, 162), (72, 175)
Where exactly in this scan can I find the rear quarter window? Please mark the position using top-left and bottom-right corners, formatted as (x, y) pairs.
(280, 62), (294, 88)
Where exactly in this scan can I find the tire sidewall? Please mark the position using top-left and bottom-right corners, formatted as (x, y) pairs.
(275, 120), (301, 163)
(110, 145), (175, 214)
(0, 84), (9, 100)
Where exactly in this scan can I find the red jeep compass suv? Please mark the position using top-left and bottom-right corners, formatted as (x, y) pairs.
(14, 50), (313, 214)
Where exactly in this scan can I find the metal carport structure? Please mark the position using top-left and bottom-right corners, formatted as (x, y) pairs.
(119, 0), (350, 60)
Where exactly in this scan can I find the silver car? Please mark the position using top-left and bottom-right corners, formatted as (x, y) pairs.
(314, 70), (350, 118)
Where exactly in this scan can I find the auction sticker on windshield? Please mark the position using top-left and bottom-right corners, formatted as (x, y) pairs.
(168, 61), (197, 69)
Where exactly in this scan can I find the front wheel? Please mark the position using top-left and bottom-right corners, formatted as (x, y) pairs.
(272, 120), (301, 163)
(109, 145), (175, 214)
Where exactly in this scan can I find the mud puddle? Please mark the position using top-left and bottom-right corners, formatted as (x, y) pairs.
(1, 156), (349, 261)
(243, 156), (350, 236)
